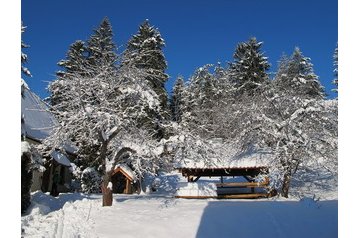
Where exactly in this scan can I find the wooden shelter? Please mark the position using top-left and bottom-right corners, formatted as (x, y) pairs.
(174, 145), (278, 199)
(111, 164), (139, 194)
(176, 166), (276, 199)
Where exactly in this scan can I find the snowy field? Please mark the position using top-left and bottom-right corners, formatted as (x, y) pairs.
(21, 173), (338, 238)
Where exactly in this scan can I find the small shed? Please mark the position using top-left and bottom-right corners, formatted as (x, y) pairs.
(111, 164), (139, 194)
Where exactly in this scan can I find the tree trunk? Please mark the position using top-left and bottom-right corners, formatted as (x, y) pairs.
(281, 168), (292, 198)
(101, 173), (113, 206)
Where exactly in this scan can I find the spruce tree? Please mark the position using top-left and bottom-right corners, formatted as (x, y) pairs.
(230, 37), (270, 93)
(122, 19), (169, 118)
(170, 76), (185, 122)
(49, 40), (88, 108)
(49, 17), (118, 108)
(121, 19), (169, 140)
(181, 64), (224, 138)
(56, 40), (88, 78)
(332, 45), (338, 93)
(87, 17), (118, 72)
(275, 47), (325, 99)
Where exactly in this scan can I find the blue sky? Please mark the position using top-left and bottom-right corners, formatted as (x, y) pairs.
(21, 0), (337, 99)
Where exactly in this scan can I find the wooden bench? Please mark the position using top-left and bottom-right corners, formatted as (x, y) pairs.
(215, 178), (272, 198)
(215, 181), (269, 188)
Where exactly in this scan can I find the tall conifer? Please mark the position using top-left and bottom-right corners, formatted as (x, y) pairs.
(230, 37), (270, 93)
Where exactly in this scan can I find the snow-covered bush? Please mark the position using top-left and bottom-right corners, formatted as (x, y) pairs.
(81, 167), (101, 193)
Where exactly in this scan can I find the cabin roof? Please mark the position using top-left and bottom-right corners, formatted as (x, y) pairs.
(113, 164), (137, 182)
(21, 83), (57, 142)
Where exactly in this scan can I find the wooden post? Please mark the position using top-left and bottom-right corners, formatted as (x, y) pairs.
(125, 179), (131, 194)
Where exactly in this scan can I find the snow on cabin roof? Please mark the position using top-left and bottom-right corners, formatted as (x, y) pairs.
(51, 150), (72, 167)
(114, 164), (137, 182)
(21, 85), (58, 142)
(21, 81), (78, 160)
(176, 146), (272, 169)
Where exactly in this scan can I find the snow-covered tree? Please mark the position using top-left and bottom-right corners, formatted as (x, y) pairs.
(332, 44), (338, 93)
(49, 17), (118, 108)
(229, 37), (270, 93)
(275, 47), (325, 99)
(42, 63), (164, 206)
(235, 82), (337, 197)
(49, 40), (88, 108)
(180, 64), (216, 138)
(56, 40), (89, 78)
(180, 64), (236, 140)
(21, 21), (32, 78)
(87, 17), (118, 72)
(121, 19), (169, 125)
(21, 21), (33, 213)
(170, 76), (185, 122)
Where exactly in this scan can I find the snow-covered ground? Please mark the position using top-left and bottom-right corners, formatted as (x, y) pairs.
(21, 172), (338, 238)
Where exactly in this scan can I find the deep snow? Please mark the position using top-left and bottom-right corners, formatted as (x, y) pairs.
(21, 172), (338, 238)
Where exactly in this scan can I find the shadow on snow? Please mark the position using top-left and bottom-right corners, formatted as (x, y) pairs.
(195, 199), (337, 238)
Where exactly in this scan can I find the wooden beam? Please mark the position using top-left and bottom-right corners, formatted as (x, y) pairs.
(218, 193), (269, 199)
(216, 181), (269, 188)
(175, 195), (217, 199)
(179, 167), (268, 177)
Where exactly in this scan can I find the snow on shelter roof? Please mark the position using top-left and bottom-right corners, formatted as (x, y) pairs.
(113, 164), (137, 182)
(51, 150), (72, 167)
(21, 85), (57, 141)
(176, 146), (272, 169)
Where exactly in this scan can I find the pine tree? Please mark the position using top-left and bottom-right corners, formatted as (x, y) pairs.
(87, 17), (118, 72)
(229, 37), (270, 93)
(121, 20), (169, 140)
(122, 19), (169, 118)
(332, 44), (338, 93)
(275, 47), (325, 99)
(170, 76), (185, 122)
(49, 40), (88, 108)
(21, 21), (32, 78)
(48, 18), (118, 108)
(181, 64), (235, 139)
(56, 40), (88, 78)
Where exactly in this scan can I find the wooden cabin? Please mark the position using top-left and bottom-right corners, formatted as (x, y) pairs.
(21, 82), (75, 194)
(111, 164), (139, 194)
